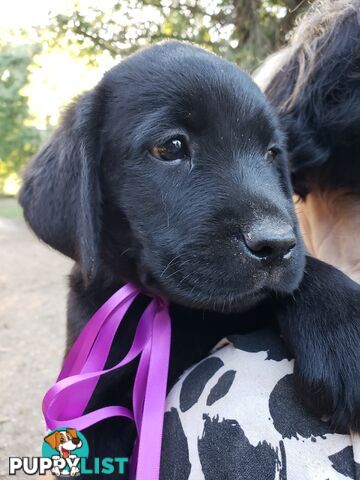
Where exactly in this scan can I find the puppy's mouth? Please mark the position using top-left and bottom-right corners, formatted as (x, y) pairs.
(139, 268), (270, 313)
(61, 448), (70, 458)
(138, 245), (304, 312)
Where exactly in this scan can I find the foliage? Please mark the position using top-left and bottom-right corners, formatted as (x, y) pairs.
(0, 0), (311, 190)
(0, 44), (43, 190)
(46, 0), (309, 71)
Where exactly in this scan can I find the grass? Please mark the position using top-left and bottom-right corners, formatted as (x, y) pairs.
(0, 196), (23, 219)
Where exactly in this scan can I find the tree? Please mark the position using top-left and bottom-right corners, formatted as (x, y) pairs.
(0, 44), (42, 190)
(0, 0), (310, 189)
(46, 0), (310, 71)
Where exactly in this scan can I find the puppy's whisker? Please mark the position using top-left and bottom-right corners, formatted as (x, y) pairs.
(164, 263), (190, 281)
(120, 248), (132, 257)
(179, 271), (195, 285)
(160, 253), (186, 278)
(163, 258), (193, 281)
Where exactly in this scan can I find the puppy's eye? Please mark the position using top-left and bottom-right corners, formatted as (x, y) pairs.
(150, 138), (190, 161)
(266, 147), (279, 160)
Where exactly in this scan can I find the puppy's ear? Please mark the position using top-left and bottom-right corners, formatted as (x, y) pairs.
(19, 90), (102, 280)
(66, 428), (78, 439)
(44, 431), (60, 450)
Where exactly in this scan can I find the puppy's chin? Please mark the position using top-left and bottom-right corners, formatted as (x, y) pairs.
(139, 270), (269, 313)
(137, 251), (305, 313)
(173, 287), (269, 313)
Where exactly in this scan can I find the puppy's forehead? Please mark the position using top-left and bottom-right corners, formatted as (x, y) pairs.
(110, 44), (267, 110)
(161, 73), (276, 147)
(104, 42), (278, 145)
(170, 75), (270, 134)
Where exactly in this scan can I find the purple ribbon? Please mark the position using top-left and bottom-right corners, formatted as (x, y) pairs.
(42, 283), (171, 480)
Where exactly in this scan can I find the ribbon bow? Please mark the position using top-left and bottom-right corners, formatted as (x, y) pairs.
(42, 283), (171, 480)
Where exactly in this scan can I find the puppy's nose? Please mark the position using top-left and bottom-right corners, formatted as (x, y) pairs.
(243, 222), (296, 262)
(72, 438), (80, 445)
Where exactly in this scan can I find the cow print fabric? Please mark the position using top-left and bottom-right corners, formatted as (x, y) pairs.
(161, 329), (360, 480)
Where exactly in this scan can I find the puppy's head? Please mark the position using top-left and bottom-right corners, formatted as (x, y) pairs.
(20, 41), (305, 312)
(44, 429), (81, 454)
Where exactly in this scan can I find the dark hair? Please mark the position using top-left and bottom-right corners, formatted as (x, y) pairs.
(258, 0), (360, 196)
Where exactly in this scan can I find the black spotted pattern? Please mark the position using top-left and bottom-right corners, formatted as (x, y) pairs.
(198, 415), (281, 480)
(162, 330), (356, 478)
(228, 329), (292, 361)
(160, 408), (191, 480)
(180, 357), (224, 412)
(329, 446), (359, 479)
(269, 374), (333, 439)
(206, 370), (236, 406)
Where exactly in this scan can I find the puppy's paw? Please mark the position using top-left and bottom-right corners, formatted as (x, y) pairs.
(293, 321), (360, 433)
(278, 257), (360, 432)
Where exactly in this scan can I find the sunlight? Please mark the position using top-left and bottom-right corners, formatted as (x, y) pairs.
(24, 48), (114, 128)
(3, 173), (21, 195)
(1, 1), (119, 128)
(2, 0), (163, 129)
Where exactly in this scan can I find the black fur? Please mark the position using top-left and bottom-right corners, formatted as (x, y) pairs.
(19, 42), (360, 478)
(265, 5), (360, 196)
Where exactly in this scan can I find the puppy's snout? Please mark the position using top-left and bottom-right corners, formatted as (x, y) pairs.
(243, 222), (296, 263)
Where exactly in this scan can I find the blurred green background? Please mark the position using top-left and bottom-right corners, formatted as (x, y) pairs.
(0, 0), (310, 197)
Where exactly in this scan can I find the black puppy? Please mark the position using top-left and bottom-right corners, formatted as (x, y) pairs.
(20, 42), (360, 478)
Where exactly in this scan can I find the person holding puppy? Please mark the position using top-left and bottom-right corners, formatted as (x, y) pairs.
(257, 0), (360, 283)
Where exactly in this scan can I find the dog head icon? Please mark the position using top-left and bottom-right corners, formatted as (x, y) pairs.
(44, 428), (82, 458)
